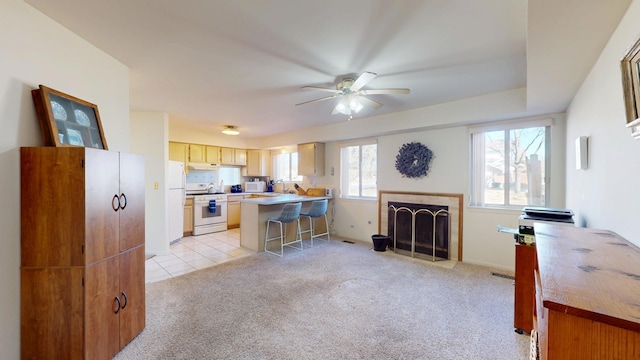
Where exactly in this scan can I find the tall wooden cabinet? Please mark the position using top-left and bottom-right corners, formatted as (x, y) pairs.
(20, 147), (146, 360)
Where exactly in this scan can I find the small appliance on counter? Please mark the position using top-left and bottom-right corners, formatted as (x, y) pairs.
(266, 180), (275, 192)
(244, 181), (265, 193)
(231, 184), (243, 193)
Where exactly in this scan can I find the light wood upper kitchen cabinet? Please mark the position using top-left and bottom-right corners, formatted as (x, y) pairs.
(189, 144), (206, 163)
(183, 197), (194, 234)
(235, 148), (247, 165)
(20, 147), (145, 360)
(220, 147), (234, 164)
(169, 141), (189, 173)
(246, 149), (271, 176)
(220, 147), (247, 165)
(206, 145), (221, 163)
(298, 142), (325, 176)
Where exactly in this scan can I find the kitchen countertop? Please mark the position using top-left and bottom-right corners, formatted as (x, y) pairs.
(240, 194), (330, 205)
(225, 192), (279, 196)
(239, 194), (332, 252)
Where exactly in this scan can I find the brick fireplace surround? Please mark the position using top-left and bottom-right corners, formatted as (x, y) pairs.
(378, 191), (463, 261)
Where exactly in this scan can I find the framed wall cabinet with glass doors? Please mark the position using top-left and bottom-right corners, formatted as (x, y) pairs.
(31, 85), (108, 150)
(621, 36), (640, 139)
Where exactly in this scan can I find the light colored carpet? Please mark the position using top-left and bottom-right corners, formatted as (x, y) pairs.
(115, 239), (529, 360)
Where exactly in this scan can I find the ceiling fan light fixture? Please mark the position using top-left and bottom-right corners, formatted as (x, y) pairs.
(298, 71), (409, 119)
(350, 97), (363, 113)
(221, 125), (240, 135)
(336, 101), (349, 115)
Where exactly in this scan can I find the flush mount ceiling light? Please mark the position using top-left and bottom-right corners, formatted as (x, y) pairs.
(221, 125), (239, 135)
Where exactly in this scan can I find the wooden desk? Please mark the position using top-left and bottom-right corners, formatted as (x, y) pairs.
(534, 223), (640, 359)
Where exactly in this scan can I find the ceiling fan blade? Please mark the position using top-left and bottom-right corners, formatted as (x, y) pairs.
(359, 96), (383, 109)
(295, 95), (337, 106)
(361, 88), (410, 95)
(301, 86), (339, 93)
(350, 72), (378, 91)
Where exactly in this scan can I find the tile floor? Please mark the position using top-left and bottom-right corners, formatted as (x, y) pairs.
(145, 228), (254, 283)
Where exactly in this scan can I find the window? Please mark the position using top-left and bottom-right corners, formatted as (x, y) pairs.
(470, 121), (550, 208)
(273, 152), (302, 182)
(340, 141), (377, 199)
(218, 166), (241, 186)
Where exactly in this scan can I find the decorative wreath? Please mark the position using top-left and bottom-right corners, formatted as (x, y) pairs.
(395, 141), (433, 178)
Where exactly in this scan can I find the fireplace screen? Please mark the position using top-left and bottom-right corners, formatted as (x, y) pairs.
(388, 202), (449, 261)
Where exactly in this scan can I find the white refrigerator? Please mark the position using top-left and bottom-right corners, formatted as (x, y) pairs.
(168, 161), (186, 243)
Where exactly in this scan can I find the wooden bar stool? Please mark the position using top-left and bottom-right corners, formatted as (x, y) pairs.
(300, 199), (330, 247)
(264, 202), (303, 256)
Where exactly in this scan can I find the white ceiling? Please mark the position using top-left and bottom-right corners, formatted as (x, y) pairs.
(24, 0), (631, 139)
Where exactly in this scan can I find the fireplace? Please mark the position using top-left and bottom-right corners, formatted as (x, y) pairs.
(379, 191), (463, 262)
(388, 202), (449, 260)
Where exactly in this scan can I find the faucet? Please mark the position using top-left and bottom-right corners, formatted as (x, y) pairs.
(274, 179), (288, 194)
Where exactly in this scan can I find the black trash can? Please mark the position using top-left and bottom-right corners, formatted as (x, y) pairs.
(371, 234), (390, 252)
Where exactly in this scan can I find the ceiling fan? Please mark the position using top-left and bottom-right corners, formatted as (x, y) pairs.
(295, 72), (410, 118)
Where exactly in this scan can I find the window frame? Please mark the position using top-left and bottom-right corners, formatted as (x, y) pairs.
(339, 139), (378, 200)
(469, 119), (551, 209)
(272, 151), (302, 182)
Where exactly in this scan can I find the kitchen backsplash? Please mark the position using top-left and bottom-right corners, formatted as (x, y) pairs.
(186, 170), (217, 184)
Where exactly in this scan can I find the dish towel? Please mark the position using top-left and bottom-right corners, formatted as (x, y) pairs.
(208, 200), (216, 213)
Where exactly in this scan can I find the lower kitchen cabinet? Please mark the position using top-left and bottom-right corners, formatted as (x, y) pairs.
(184, 197), (194, 235)
(227, 195), (242, 229)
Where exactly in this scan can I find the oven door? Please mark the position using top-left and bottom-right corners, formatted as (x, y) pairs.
(194, 198), (227, 226)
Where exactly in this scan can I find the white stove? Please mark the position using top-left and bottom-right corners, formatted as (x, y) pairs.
(186, 183), (228, 235)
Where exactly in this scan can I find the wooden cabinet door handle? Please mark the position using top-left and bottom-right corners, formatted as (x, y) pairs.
(112, 194), (120, 212)
(113, 296), (121, 314)
(121, 291), (128, 309)
(119, 193), (127, 210)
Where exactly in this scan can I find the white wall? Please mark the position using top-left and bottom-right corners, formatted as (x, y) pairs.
(0, 1), (129, 357)
(565, 0), (640, 245)
(131, 112), (170, 255)
(312, 118), (565, 271)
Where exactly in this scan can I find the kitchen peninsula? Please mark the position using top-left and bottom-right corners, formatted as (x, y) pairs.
(240, 194), (331, 252)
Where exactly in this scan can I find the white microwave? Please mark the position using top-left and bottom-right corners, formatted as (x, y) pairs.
(244, 181), (265, 193)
